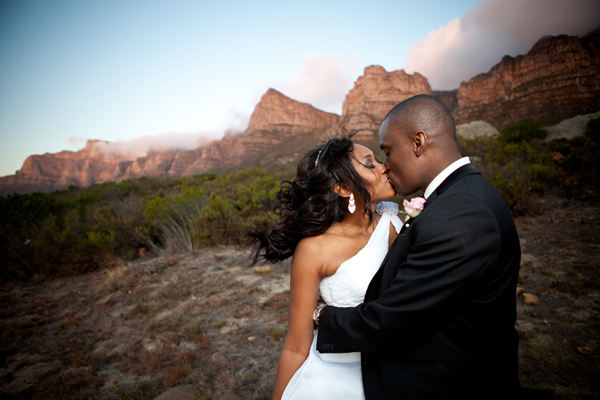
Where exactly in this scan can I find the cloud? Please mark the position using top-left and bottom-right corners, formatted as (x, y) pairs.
(68, 130), (222, 158)
(222, 107), (251, 136)
(278, 54), (360, 114)
(404, 0), (600, 90)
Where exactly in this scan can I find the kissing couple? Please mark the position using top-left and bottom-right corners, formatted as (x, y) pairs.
(249, 94), (521, 400)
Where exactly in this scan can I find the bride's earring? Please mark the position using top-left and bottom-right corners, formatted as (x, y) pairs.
(348, 193), (356, 214)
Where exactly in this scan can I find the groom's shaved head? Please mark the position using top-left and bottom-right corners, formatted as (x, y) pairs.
(383, 94), (458, 149)
(379, 94), (462, 196)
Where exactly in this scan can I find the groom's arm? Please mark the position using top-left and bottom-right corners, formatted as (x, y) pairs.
(316, 193), (503, 353)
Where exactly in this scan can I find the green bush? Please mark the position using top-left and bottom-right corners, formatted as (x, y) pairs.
(0, 167), (285, 280)
(460, 117), (600, 215)
(3, 116), (599, 281)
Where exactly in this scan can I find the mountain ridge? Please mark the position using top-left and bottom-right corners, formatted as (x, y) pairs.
(2, 29), (599, 195)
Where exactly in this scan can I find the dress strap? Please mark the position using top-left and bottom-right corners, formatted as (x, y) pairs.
(376, 202), (402, 234)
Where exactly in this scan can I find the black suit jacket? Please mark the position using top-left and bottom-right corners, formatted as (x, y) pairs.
(316, 164), (521, 399)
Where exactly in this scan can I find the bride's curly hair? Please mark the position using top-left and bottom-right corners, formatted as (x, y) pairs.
(247, 131), (374, 264)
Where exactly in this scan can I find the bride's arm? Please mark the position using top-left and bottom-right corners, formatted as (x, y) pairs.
(271, 237), (323, 400)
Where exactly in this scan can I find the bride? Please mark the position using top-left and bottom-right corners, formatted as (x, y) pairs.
(248, 133), (402, 399)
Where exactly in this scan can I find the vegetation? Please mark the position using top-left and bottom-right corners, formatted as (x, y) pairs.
(459, 117), (600, 216)
(0, 167), (289, 281)
(1, 117), (599, 281)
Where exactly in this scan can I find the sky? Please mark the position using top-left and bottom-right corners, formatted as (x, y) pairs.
(1, 0), (599, 177)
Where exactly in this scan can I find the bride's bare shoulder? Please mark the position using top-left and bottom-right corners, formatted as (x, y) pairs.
(292, 232), (339, 274)
(294, 234), (328, 260)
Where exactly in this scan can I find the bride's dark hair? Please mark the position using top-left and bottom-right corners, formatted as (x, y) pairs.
(248, 132), (373, 264)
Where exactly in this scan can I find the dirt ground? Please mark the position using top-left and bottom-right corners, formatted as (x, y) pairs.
(0, 195), (598, 400)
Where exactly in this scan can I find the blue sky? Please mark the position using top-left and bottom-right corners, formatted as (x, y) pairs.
(1, 0), (598, 177)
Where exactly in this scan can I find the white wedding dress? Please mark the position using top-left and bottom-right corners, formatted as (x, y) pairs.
(282, 202), (402, 400)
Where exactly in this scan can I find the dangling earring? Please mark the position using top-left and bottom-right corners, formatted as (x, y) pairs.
(348, 193), (356, 214)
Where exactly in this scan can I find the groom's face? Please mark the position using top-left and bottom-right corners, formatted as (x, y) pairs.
(379, 119), (421, 196)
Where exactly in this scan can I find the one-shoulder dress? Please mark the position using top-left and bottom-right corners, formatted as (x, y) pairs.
(282, 201), (402, 400)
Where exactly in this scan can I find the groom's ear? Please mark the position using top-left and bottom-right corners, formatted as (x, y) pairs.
(413, 130), (428, 157)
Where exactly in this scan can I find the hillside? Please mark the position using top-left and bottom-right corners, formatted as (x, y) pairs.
(454, 28), (600, 126)
(0, 195), (598, 399)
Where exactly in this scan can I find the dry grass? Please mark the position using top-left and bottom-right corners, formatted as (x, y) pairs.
(0, 248), (290, 399)
(1, 196), (598, 399)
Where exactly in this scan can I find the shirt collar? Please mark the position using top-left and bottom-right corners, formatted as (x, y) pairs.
(424, 157), (471, 199)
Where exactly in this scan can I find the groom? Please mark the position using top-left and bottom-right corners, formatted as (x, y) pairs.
(315, 95), (521, 399)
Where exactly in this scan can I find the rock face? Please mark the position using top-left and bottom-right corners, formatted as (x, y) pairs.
(0, 140), (136, 194)
(454, 30), (600, 127)
(0, 90), (340, 195)
(226, 89), (340, 162)
(339, 65), (431, 136)
(432, 90), (459, 112)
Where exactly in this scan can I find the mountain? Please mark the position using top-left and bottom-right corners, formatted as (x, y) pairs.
(453, 28), (600, 127)
(339, 65), (431, 136)
(2, 28), (600, 195)
(0, 140), (135, 195)
(0, 90), (340, 195)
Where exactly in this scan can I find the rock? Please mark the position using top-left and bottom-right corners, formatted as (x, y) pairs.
(544, 111), (600, 141)
(456, 121), (499, 140)
(516, 287), (524, 298)
(252, 266), (271, 275)
(577, 346), (594, 355)
(523, 293), (539, 304)
(153, 384), (200, 400)
(453, 29), (600, 128)
(339, 65), (431, 136)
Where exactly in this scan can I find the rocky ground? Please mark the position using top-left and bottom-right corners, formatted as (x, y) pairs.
(0, 195), (598, 400)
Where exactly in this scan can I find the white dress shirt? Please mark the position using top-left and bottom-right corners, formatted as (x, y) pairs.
(424, 157), (471, 199)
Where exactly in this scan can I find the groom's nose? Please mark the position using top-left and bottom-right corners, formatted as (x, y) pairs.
(383, 157), (390, 171)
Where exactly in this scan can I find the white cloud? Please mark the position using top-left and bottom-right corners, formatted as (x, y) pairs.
(278, 54), (360, 114)
(68, 130), (222, 157)
(404, 0), (600, 90)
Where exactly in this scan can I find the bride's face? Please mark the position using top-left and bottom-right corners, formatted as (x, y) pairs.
(351, 144), (396, 202)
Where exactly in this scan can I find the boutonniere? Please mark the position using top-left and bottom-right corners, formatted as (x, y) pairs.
(402, 197), (426, 222)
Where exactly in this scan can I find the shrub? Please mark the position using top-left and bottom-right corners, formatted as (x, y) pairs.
(459, 117), (600, 215)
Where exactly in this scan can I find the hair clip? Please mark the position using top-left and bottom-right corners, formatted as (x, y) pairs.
(314, 148), (324, 167)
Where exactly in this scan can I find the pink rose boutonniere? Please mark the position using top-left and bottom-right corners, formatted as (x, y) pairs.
(402, 197), (426, 222)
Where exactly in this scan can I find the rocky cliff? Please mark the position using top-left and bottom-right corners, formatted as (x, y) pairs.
(225, 89), (340, 163)
(339, 65), (431, 136)
(454, 29), (600, 127)
(432, 90), (459, 112)
(0, 140), (137, 194)
(0, 90), (340, 195)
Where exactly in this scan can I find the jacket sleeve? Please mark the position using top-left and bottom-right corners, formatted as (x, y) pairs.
(316, 193), (502, 353)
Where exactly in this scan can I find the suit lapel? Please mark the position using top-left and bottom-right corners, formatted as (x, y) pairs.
(365, 163), (482, 300)
(424, 163), (480, 209)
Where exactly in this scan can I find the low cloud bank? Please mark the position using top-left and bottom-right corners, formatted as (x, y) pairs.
(404, 0), (600, 90)
(68, 130), (223, 158)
